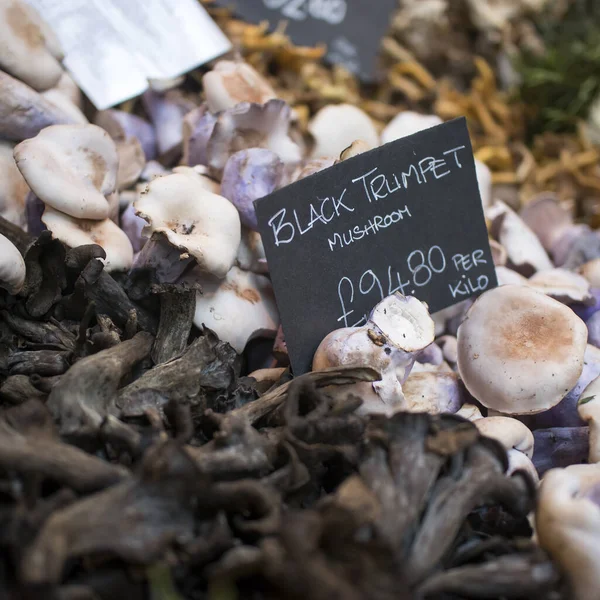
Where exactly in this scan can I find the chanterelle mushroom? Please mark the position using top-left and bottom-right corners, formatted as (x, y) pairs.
(14, 124), (118, 220)
(537, 463), (600, 600)
(134, 173), (241, 280)
(0, 0), (64, 91)
(313, 293), (435, 415)
(0, 232), (25, 294)
(457, 285), (588, 415)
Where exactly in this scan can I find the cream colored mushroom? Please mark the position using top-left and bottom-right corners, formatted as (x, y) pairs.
(380, 112), (442, 145)
(474, 416), (534, 457)
(528, 268), (592, 305)
(134, 173), (241, 280)
(487, 200), (553, 276)
(42, 207), (133, 272)
(203, 60), (277, 114)
(41, 89), (87, 124)
(313, 293), (435, 415)
(0, 232), (25, 294)
(401, 371), (465, 414)
(114, 137), (145, 191)
(192, 266), (279, 353)
(236, 227), (267, 274)
(489, 239), (507, 267)
(537, 464), (600, 600)
(455, 403), (483, 421)
(457, 285), (588, 415)
(579, 259), (600, 288)
(0, 140), (28, 227)
(171, 165), (221, 194)
(14, 124), (118, 220)
(0, 0), (63, 91)
(578, 375), (600, 464)
(495, 265), (528, 286)
(308, 104), (379, 158)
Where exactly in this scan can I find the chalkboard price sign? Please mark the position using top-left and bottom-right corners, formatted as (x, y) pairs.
(214, 0), (397, 80)
(254, 117), (498, 374)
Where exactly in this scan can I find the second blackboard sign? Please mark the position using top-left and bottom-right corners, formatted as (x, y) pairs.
(254, 117), (498, 374)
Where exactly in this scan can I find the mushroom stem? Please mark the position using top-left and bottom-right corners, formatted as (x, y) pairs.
(132, 233), (194, 284)
(151, 287), (196, 365)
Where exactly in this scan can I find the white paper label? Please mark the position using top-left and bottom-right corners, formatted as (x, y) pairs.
(25, 0), (232, 109)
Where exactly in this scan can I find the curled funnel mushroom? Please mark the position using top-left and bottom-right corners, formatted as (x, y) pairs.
(313, 293), (435, 415)
(457, 285), (588, 415)
(221, 148), (286, 230)
(0, 140), (28, 227)
(487, 200), (553, 276)
(0, 0), (63, 91)
(203, 60), (277, 113)
(0, 70), (73, 141)
(134, 173), (241, 280)
(308, 104), (379, 158)
(41, 207), (133, 272)
(14, 124), (118, 219)
(192, 266), (279, 353)
(578, 376), (600, 463)
(537, 464), (600, 600)
(0, 232), (25, 294)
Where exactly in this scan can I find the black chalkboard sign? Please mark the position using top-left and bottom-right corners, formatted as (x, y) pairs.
(214, 0), (397, 80)
(254, 117), (498, 374)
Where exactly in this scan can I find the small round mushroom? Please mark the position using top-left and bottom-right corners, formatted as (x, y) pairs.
(0, 0), (64, 91)
(537, 464), (600, 600)
(457, 284), (588, 415)
(380, 112), (442, 145)
(13, 124), (119, 220)
(308, 104), (379, 159)
(487, 200), (553, 276)
(191, 266), (279, 353)
(313, 293), (435, 415)
(0, 232), (25, 294)
(41, 207), (133, 272)
(202, 60), (277, 114)
(134, 173), (241, 280)
(578, 375), (600, 463)
(402, 371), (465, 414)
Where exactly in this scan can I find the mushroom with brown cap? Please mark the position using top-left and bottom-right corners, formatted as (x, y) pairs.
(0, 0), (64, 91)
(0, 232), (25, 294)
(313, 293), (435, 415)
(536, 463), (600, 600)
(578, 375), (600, 463)
(308, 104), (379, 159)
(41, 207), (133, 273)
(133, 172), (241, 282)
(487, 200), (553, 276)
(191, 266), (279, 353)
(13, 124), (119, 220)
(457, 284), (588, 415)
(202, 60), (277, 114)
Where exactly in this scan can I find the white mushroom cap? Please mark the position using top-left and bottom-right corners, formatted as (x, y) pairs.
(115, 137), (145, 191)
(473, 416), (534, 458)
(401, 371), (465, 414)
(487, 200), (553, 276)
(474, 160), (492, 210)
(0, 140), (28, 227)
(520, 193), (572, 253)
(42, 207), (133, 272)
(171, 166), (220, 194)
(192, 266), (279, 353)
(495, 265), (529, 286)
(203, 60), (277, 114)
(41, 89), (87, 124)
(457, 285), (588, 415)
(308, 104), (379, 158)
(578, 375), (600, 464)
(135, 173), (241, 279)
(579, 259), (600, 288)
(50, 72), (82, 109)
(236, 227), (267, 274)
(380, 112), (442, 145)
(14, 124), (118, 220)
(537, 464), (600, 600)
(528, 268), (592, 305)
(0, 232), (25, 294)
(0, 0), (63, 91)
(455, 403), (483, 421)
(437, 335), (458, 365)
